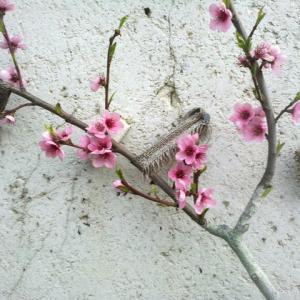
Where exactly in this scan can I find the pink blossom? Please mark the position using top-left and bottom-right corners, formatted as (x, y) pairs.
(253, 42), (274, 61)
(0, 114), (15, 125)
(253, 43), (286, 73)
(76, 135), (91, 160)
(91, 151), (116, 169)
(292, 102), (300, 125)
(0, 65), (26, 88)
(87, 136), (112, 155)
(229, 103), (255, 128)
(175, 133), (199, 165)
(168, 162), (193, 190)
(102, 110), (123, 134)
(0, 35), (26, 52)
(254, 107), (265, 118)
(242, 117), (267, 142)
(39, 132), (64, 161)
(87, 119), (106, 138)
(90, 75), (106, 92)
(209, 3), (232, 33)
(113, 179), (123, 190)
(57, 126), (73, 141)
(0, 0), (15, 13)
(192, 144), (208, 170)
(267, 45), (286, 73)
(194, 188), (216, 215)
(237, 55), (250, 68)
(176, 189), (187, 209)
(112, 179), (127, 194)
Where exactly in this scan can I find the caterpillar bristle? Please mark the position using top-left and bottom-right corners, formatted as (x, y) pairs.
(136, 107), (211, 176)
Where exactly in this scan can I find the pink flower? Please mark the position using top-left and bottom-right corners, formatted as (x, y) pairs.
(76, 135), (91, 160)
(91, 151), (117, 169)
(0, 35), (26, 52)
(113, 179), (123, 190)
(0, 114), (15, 125)
(87, 136), (112, 154)
(192, 144), (208, 170)
(90, 75), (106, 92)
(237, 55), (250, 68)
(87, 119), (106, 138)
(292, 103), (300, 125)
(194, 188), (216, 215)
(168, 162), (193, 190)
(39, 132), (64, 161)
(0, 0), (15, 13)
(209, 3), (232, 33)
(102, 110), (123, 134)
(0, 65), (26, 88)
(242, 117), (267, 142)
(229, 103), (255, 129)
(267, 45), (286, 73)
(113, 179), (127, 194)
(253, 42), (274, 61)
(254, 107), (265, 118)
(253, 43), (286, 73)
(57, 126), (73, 141)
(175, 133), (199, 165)
(176, 189), (187, 209)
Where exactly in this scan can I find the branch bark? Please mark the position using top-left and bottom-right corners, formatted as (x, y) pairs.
(0, 2), (283, 298)
(229, 2), (277, 238)
(0, 81), (280, 298)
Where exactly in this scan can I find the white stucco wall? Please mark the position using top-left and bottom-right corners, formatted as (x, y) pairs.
(0, 0), (299, 299)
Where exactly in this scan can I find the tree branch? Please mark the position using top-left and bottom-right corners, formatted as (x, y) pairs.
(229, 1), (277, 237)
(225, 234), (279, 300)
(0, 81), (226, 238)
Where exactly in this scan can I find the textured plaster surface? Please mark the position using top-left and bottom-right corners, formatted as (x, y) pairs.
(0, 0), (299, 299)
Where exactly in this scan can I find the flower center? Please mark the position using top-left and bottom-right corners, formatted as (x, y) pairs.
(196, 152), (203, 160)
(218, 9), (228, 22)
(176, 170), (184, 179)
(50, 143), (59, 151)
(241, 110), (250, 120)
(11, 74), (19, 83)
(96, 122), (105, 131)
(106, 119), (114, 129)
(254, 125), (263, 136)
(185, 146), (194, 156)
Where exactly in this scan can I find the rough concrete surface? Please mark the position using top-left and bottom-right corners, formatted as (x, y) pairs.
(0, 0), (299, 299)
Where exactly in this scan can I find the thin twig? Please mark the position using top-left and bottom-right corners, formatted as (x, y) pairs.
(121, 177), (177, 207)
(192, 170), (200, 203)
(275, 98), (298, 123)
(105, 30), (120, 110)
(0, 18), (25, 90)
(5, 102), (35, 114)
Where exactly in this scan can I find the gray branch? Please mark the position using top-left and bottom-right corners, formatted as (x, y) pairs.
(0, 2), (283, 298)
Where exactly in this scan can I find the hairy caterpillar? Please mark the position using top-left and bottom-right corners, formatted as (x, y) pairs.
(136, 107), (211, 175)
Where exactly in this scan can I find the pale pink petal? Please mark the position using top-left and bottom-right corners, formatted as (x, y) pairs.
(292, 103), (300, 125)
(208, 3), (222, 18)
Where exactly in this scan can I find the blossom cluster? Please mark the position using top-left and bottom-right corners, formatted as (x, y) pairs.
(39, 126), (72, 161)
(39, 110), (123, 169)
(167, 133), (216, 214)
(239, 42), (286, 74)
(229, 103), (267, 142)
(77, 110), (123, 168)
